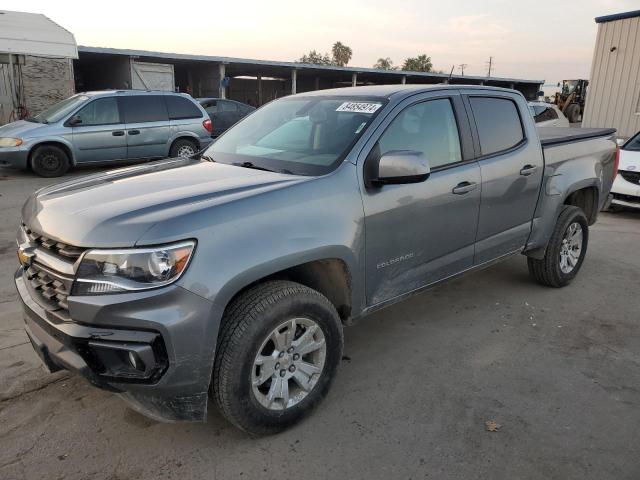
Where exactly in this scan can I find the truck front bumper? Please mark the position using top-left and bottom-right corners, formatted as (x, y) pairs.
(15, 268), (223, 422)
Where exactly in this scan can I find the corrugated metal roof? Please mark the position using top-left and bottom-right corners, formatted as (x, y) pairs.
(595, 10), (640, 24)
(0, 10), (77, 58)
(78, 46), (544, 86)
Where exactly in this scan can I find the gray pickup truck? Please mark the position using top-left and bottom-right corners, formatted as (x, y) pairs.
(15, 85), (618, 434)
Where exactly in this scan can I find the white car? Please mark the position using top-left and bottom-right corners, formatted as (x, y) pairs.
(528, 101), (570, 127)
(610, 131), (640, 210)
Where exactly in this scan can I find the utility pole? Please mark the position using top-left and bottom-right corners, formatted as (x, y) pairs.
(486, 56), (494, 77)
(458, 63), (467, 76)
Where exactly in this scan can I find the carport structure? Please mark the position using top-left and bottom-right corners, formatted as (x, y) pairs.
(75, 46), (543, 105)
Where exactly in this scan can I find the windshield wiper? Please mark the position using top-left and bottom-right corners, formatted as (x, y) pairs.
(200, 153), (215, 162)
(233, 161), (276, 173)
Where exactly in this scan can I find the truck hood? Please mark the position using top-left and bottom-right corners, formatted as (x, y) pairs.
(0, 119), (49, 138)
(22, 158), (308, 247)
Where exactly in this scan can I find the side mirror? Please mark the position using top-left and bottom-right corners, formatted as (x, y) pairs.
(615, 137), (626, 146)
(374, 150), (431, 185)
(67, 115), (82, 126)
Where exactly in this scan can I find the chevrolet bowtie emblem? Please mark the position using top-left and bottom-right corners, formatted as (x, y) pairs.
(17, 243), (35, 268)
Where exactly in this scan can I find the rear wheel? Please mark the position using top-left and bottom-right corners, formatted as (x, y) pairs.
(30, 145), (70, 177)
(169, 138), (198, 158)
(527, 205), (588, 287)
(212, 280), (343, 435)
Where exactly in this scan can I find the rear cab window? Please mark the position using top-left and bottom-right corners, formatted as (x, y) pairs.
(120, 95), (168, 123)
(469, 97), (525, 156)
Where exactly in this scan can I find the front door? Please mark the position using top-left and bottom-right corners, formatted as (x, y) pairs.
(464, 93), (544, 264)
(71, 97), (127, 163)
(360, 93), (481, 306)
(119, 95), (171, 159)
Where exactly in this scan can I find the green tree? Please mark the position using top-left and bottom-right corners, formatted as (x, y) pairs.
(299, 50), (332, 65)
(402, 54), (433, 72)
(373, 57), (396, 70)
(331, 41), (353, 67)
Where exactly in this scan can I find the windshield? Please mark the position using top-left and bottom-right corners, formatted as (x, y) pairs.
(623, 131), (640, 151)
(204, 96), (386, 175)
(32, 95), (89, 123)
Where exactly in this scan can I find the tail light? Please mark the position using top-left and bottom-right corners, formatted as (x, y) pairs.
(613, 146), (620, 178)
(203, 118), (212, 134)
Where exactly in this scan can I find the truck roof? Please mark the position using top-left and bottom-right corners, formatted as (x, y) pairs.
(297, 84), (522, 100)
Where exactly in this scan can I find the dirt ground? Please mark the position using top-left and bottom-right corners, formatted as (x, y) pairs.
(1, 166), (640, 480)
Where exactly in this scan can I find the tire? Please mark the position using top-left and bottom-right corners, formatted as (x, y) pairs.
(169, 138), (198, 158)
(527, 205), (589, 288)
(565, 104), (580, 124)
(30, 145), (70, 177)
(212, 280), (343, 435)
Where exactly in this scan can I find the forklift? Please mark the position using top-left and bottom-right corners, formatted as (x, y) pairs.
(554, 79), (588, 123)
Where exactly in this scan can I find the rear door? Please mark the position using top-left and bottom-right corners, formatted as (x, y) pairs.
(360, 92), (481, 306)
(217, 100), (240, 132)
(119, 95), (170, 159)
(464, 92), (544, 264)
(71, 97), (127, 163)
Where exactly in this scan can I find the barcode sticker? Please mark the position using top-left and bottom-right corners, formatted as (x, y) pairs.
(336, 102), (382, 114)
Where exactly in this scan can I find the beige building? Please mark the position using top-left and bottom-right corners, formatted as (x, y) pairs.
(583, 10), (640, 139)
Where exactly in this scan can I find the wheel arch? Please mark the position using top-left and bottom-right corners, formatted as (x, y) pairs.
(216, 255), (355, 326)
(563, 184), (599, 225)
(28, 140), (75, 168)
(169, 134), (201, 153)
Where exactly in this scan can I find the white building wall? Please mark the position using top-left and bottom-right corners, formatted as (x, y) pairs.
(583, 14), (640, 139)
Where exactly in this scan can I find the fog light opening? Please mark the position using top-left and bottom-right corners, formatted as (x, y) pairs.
(128, 351), (144, 371)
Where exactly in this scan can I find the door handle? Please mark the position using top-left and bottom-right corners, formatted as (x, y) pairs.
(128, 130), (140, 135)
(520, 165), (538, 176)
(112, 131), (125, 136)
(452, 181), (478, 195)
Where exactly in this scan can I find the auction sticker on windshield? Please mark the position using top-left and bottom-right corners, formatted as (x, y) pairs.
(336, 102), (382, 114)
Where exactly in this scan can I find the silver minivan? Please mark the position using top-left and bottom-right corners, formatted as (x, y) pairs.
(0, 90), (213, 177)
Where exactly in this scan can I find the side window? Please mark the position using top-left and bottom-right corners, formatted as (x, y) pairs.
(204, 101), (217, 116)
(378, 98), (462, 169)
(121, 95), (168, 123)
(469, 97), (524, 155)
(165, 96), (202, 120)
(533, 105), (557, 123)
(219, 100), (238, 113)
(75, 97), (120, 125)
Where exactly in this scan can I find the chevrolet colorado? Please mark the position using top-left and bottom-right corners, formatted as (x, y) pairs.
(15, 85), (618, 434)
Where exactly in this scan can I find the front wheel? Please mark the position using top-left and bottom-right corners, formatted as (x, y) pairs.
(30, 145), (70, 177)
(212, 280), (343, 435)
(527, 205), (589, 287)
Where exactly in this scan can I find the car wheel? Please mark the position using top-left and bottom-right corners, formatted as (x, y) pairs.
(30, 145), (70, 177)
(212, 280), (343, 435)
(170, 138), (198, 158)
(527, 205), (589, 288)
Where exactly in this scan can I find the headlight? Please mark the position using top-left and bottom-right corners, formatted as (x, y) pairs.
(0, 137), (23, 147)
(72, 241), (195, 295)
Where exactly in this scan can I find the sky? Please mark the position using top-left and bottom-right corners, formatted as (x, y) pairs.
(4, 0), (639, 83)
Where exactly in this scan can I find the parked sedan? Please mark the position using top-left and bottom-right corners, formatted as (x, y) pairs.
(610, 131), (640, 210)
(198, 98), (255, 136)
(528, 101), (570, 127)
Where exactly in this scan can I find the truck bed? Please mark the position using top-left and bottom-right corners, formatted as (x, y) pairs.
(538, 127), (617, 147)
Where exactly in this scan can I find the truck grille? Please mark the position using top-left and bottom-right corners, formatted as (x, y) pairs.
(22, 224), (85, 321)
(23, 225), (84, 260)
(620, 170), (640, 186)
